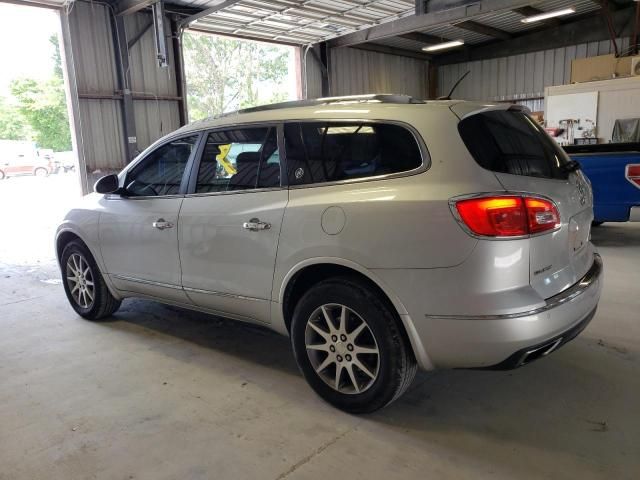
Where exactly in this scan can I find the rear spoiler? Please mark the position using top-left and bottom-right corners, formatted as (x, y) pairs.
(449, 102), (529, 121)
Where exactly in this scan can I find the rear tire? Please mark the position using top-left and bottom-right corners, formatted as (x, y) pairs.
(291, 277), (417, 413)
(61, 240), (121, 320)
(0, 169), (5, 180)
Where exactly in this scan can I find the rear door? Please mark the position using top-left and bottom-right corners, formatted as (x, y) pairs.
(178, 125), (287, 324)
(455, 105), (594, 299)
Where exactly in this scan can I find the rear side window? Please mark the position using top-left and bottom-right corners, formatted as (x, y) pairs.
(458, 110), (570, 179)
(284, 122), (422, 186)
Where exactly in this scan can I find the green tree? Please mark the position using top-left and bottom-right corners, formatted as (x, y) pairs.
(183, 33), (291, 121)
(9, 34), (71, 151)
(50, 33), (63, 79)
(0, 96), (29, 141)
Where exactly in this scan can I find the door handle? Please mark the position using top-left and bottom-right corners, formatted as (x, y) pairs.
(243, 218), (271, 231)
(152, 218), (174, 230)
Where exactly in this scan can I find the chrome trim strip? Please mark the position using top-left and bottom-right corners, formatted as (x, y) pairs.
(182, 286), (265, 302)
(425, 253), (602, 321)
(283, 118), (430, 189)
(184, 186), (285, 199)
(112, 275), (268, 302)
(183, 118), (430, 192)
(111, 274), (183, 290)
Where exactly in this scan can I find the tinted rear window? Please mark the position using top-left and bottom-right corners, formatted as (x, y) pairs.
(458, 110), (570, 179)
(284, 122), (422, 186)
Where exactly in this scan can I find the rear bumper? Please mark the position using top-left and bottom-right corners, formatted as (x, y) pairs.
(402, 253), (603, 369)
(481, 305), (597, 369)
(629, 206), (640, 222)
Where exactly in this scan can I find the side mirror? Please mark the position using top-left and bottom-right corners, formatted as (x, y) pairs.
(94, 174), (120, 194)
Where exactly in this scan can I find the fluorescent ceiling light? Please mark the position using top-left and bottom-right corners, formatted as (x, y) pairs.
(422, 40), (464, 52)
(520, 7), (575, 23)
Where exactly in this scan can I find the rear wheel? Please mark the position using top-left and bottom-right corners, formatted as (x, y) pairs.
(61, 240), (121, 320)
(34, 167), (48, 177)
(291, 277), (417, 413)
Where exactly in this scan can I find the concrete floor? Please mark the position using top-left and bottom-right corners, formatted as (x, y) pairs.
(1, 175), (639, 479)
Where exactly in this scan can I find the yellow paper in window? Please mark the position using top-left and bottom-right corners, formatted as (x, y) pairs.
(216, 144), (236, 175)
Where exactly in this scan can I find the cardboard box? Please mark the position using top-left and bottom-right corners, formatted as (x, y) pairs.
(571, 54), (636, 83)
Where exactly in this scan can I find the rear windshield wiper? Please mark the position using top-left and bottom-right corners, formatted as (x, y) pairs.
(560, 160), (581, 173)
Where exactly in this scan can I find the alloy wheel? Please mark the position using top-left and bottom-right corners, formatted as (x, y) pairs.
(304, 303), (380, 394)
(66, 253), (95, 309)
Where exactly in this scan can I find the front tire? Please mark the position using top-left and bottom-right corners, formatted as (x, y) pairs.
(291, 277), (417, 413)
(61, 240), (121, 320)
(0, 169), (5, 180)
(34, 167), (48, 177)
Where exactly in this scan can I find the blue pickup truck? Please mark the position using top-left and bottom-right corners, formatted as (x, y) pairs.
(564, 143), (640, 224)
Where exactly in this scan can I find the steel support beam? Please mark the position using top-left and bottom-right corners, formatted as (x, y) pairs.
(328, 0), (537, 48)
(512, 6), (561, 26)
(111, 15), (138, 162)
(454, 20), (512, 39)
(170, 17), (189, 125)
(318, 42), (331, 97)
(399, 32), (446, 44)
(116, 0), (157, 16)
(179, 0), (243, 27)
(434, 6), (636, 65)
(350, 43), (432, 61)
(128, 20), (153, 49)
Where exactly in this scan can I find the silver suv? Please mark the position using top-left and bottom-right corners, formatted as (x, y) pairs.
(56, 95), (603, 413)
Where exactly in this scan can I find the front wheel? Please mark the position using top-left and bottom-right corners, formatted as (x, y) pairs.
(61, 240), (121, 320)
(34, 167), (48, 177)
(291, 277), (417, 413)
(0, 169), (5, 180)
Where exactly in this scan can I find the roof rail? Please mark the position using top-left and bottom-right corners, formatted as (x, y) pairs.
(198, 94), (424, 122)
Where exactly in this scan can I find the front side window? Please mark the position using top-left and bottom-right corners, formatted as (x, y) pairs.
(125, 135), (199, 196)
(284, 122), (422, 186)
(195, 127), (280, 193)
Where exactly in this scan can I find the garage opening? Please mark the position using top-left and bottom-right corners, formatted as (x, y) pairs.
(0, 3), (80, 266)
(182, 30), (300, 120)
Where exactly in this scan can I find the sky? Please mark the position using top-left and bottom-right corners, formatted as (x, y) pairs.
(0, 3), (59, 97)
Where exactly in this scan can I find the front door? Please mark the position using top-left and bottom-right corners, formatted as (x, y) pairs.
(99, 134), (200, 303)
(179, 126), (287, 324)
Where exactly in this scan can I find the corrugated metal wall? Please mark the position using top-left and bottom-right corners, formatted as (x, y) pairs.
(126, 13), (181, 147)
(437, 37), (633, 112)
(66, 1), (181, 174)
(67, 1), (124, 171)
(303, 47), (429, 99)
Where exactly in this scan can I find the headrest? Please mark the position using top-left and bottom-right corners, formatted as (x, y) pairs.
(236, 152), (260, 165)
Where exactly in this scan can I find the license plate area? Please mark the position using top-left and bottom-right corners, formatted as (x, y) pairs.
(568, 210), (592, 255)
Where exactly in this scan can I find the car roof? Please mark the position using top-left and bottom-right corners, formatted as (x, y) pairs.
(174, 95), (492, 135)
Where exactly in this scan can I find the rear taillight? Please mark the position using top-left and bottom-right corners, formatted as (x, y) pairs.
(626, 164), (640, 189)
(454, 195), (560, 237)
